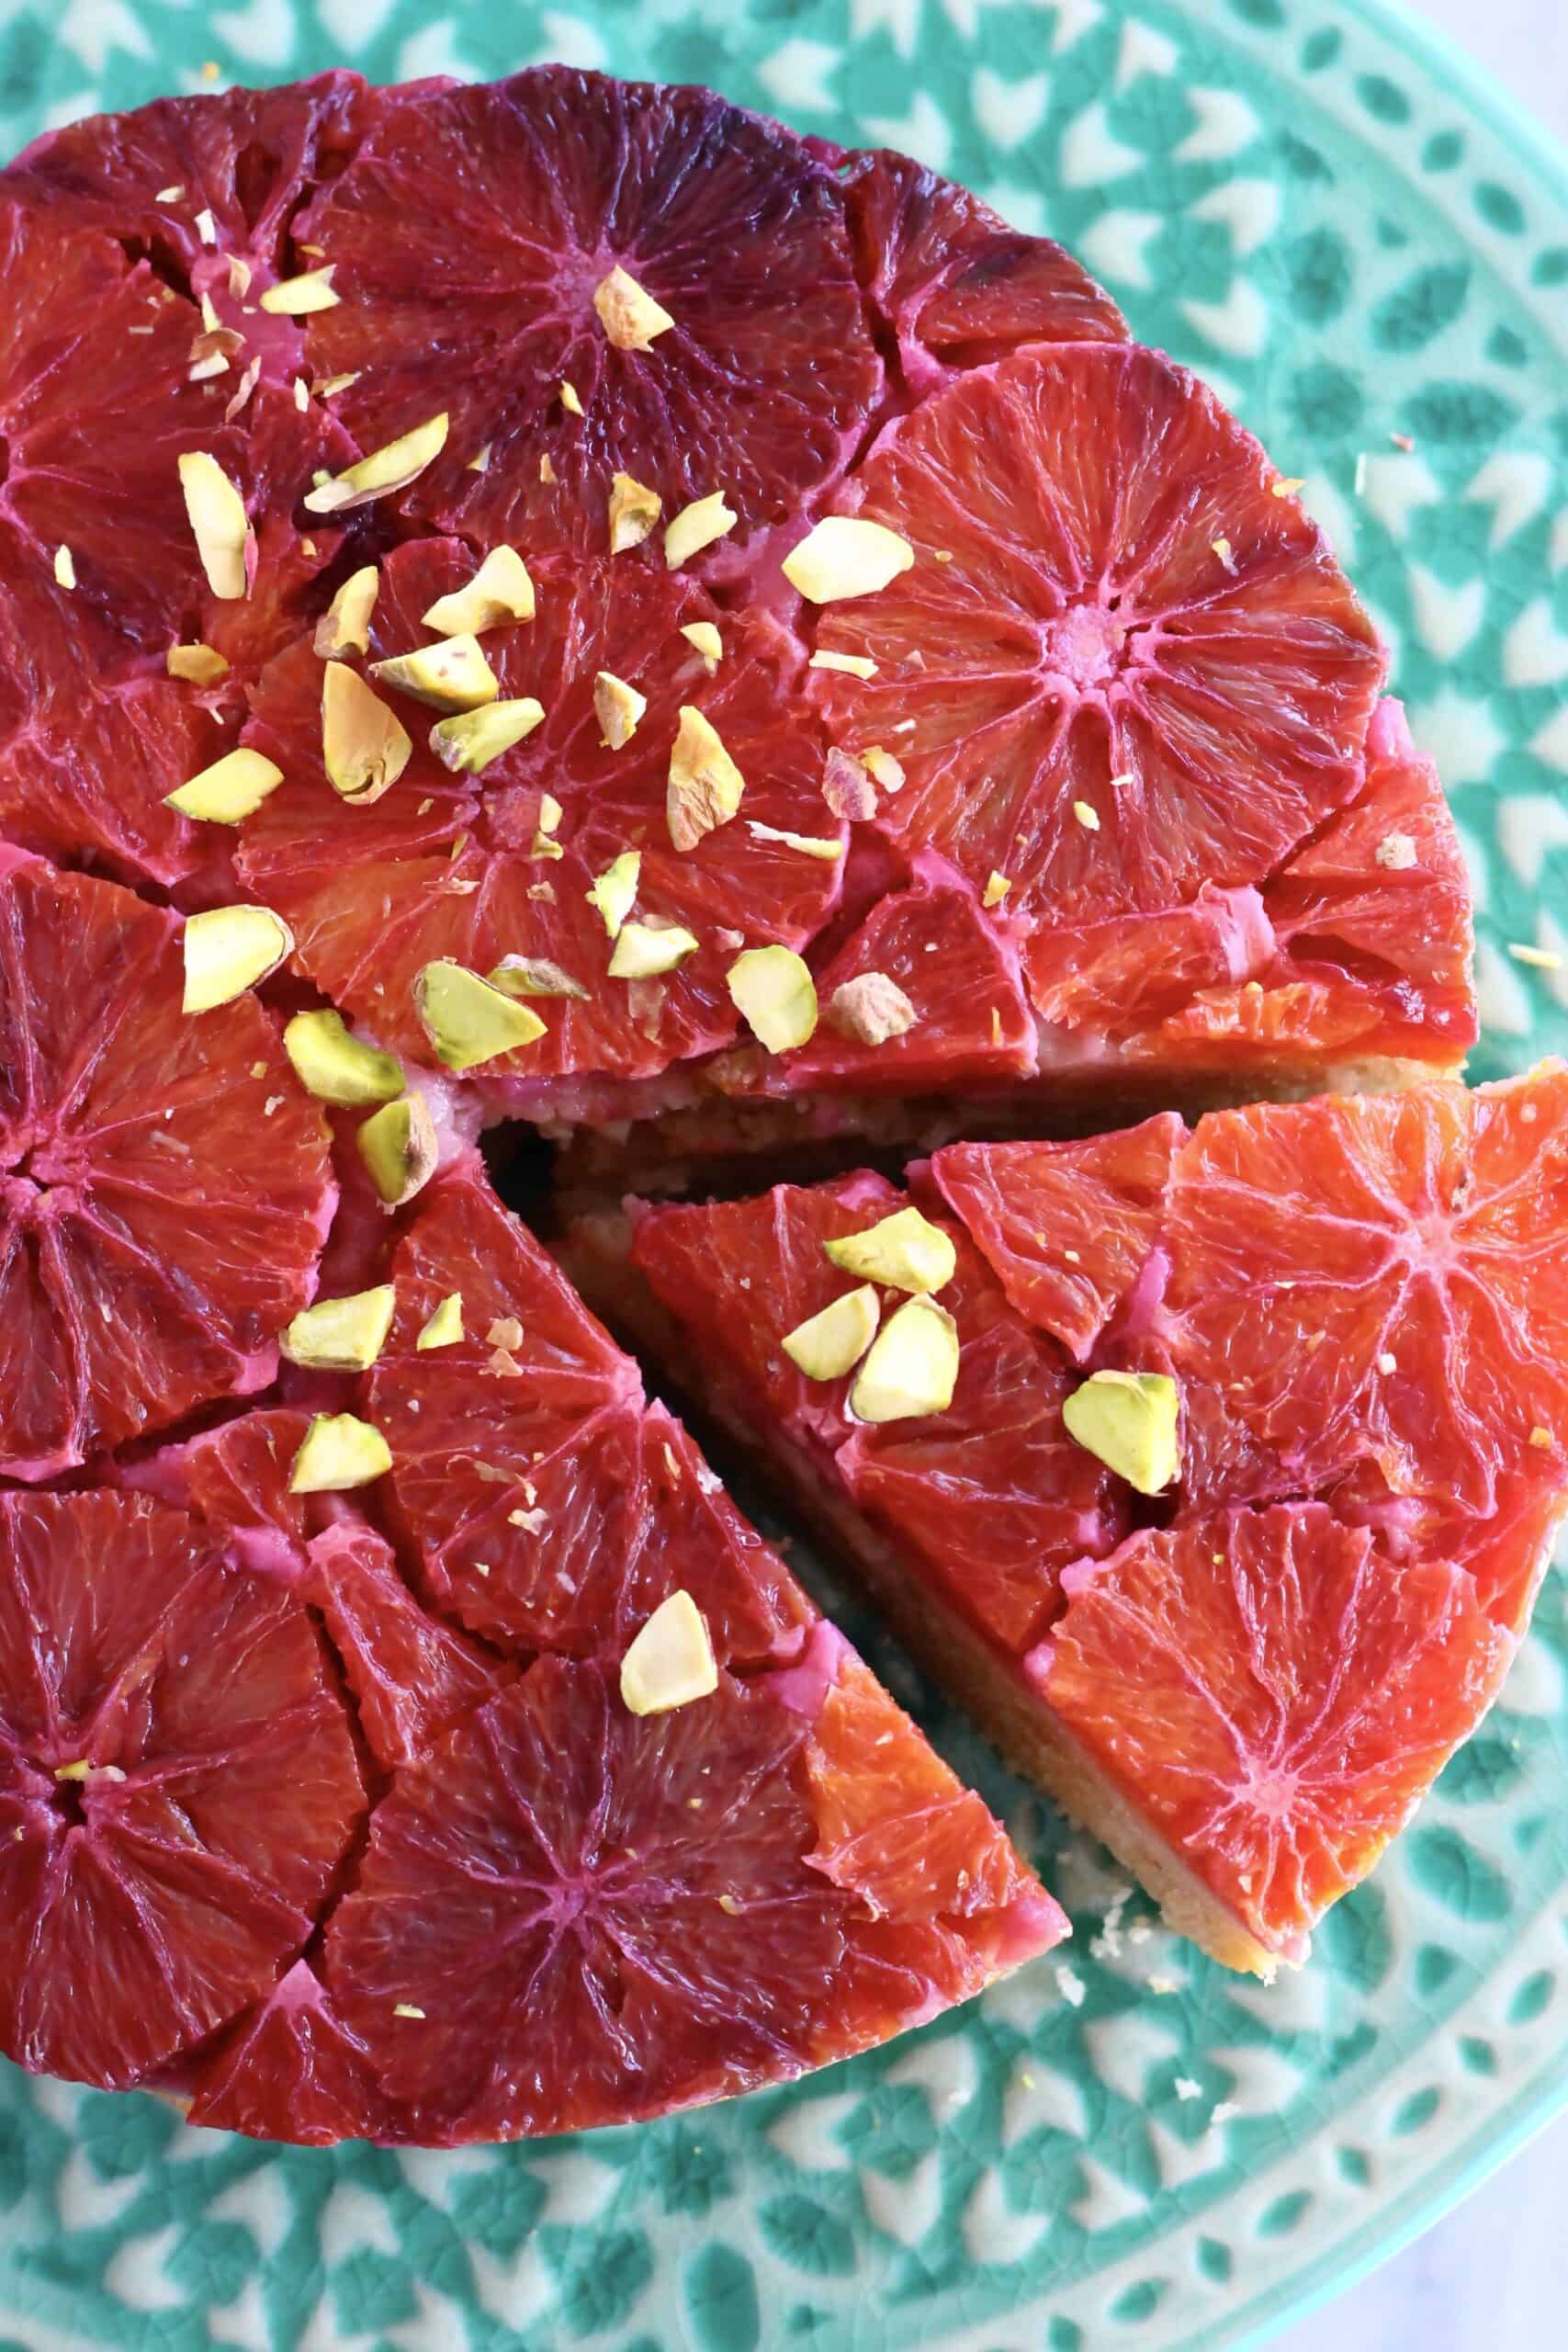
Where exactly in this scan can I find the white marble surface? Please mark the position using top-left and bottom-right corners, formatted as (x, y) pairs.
(1277, 8), (1567, 2346)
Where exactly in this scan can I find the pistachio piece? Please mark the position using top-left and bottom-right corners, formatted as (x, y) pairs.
(281, 1285), (397, 1373)
(983, 870), (1011, 909)
(585, 850), (640, 939)
(594, 671), (647, 749)
(313, 564), (379, 658)
(608, 471), (661, 553)
(608, 920), (699, 978)
(593, 266), (674, 352)
(357, 1093), (439, 1207)
(284, 1008), (404, 1105)
(619, 1591), (717, 1716)
(182, 905), (293, 1012)
(177, 450), (253, 600)
(1062, 1371), (1180, 1496)
(259, 265), (340, 314)
(321, 662), (411, 801)
(304, 413), (448, 514)
(861, 746), (905, 793)
(488, 955), (589, 1002)
(53, 545), (75, 590)
(667, 707), (744, 851)
(430, 698), (545, 774)
(782, 1284), (880, 1381)
(369, 633), (499, 715)
(826, 971), (917, 1045)
(680, 620), (722, 672)
(849, 1296), (959, 1422)
(727, 944), (817, 1053)
(664, 491), (737, 570)
(166, 640), (230, 684)
(415, 961), (547, 1070)
(164, 747), (284, 823)
(288, 1412), (392, 1494)
(810, 650), (878, 679)
(559, 379), (583, 417)
(416, 1292), (465, 1350)
(824, 1205), (954, 1295)
(747, 821), (841, 863)
(783, 516), (914, 603)
(822, 747), (876, 821)
(422, 546), (536, 634)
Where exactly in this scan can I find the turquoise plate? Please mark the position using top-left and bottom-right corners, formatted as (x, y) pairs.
(2, 2), (1566, 2345)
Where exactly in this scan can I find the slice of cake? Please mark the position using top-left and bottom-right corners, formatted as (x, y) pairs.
(592, 1070), (1568, 1973)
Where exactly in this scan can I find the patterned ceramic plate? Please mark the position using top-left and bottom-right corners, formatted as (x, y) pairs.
(2, 2), (1566, 2346)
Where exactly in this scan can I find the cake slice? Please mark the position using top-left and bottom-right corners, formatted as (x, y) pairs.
(588, 1070), (1568, 1973)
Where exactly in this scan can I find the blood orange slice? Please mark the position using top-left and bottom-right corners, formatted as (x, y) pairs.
(119, 1408), (316, 1581)
(325, 1645), (1061, 2143)
(831, 145), (1129, 387)
(367, 1160), (812, 1664)
(0, 1488), (362, 2088)
(0, 852), (333, 1478)
(1037, 1506), (1512, 1963)
(809, 344), (1385, 931)
(1162, 1069), (1568, 1515)
(630, 1171), (1122, 1655)
(294, 68), (881, 554)
(238, 537), (840, 1092)
(185, 1958), (394, 2148)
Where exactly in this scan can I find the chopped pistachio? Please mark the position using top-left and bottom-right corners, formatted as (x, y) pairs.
(430, 697), (545, 775)
(537, 451), (554, 483)
(357, 1092), (439, 1206)
(983, 870), (1011, 909)
(177, 450), (252, 600)
(588, 670), (645, 751)
(228, 254), (254, 300)
(1271, 475), (1306, 497)
(369, 633), (499, 714)
(849, 1296), (959, 1422)
(223, 356), (261, 424)
(585, 850), (640, 939)
(166, 641), (230, 684)
(490, 955), (588, 1001)
(198, 290), (221, 334)
(315, 369), (360, 399)
(668, 707), (744, 851)
(1073, 799), (1100, 831)
(469, 444), (492, 473)
(532, 789), (567, 859)
(822, 746), (876, 821)
(608, 471), (661, 553)
(284, 1008), (404, 1105)
(593, 265), (674, 352)
(782, 1284), (880, 1381)
(259, 265), (339, 314)
(194, 207), (217, 246)
(826, 971), (917, 1045)
(609, 920), (699, 978)
(304, 413), (448, 514)
(288, 1411), (392, 1493)
(861, 746), (905, 793)
(680, 620), (722, 671)
(747, 821), (841, 863)
(1211, 536), (1235, 571)
(164, 747), (285, 823)
(322, 662), (412, 800)
(619, 1591), (717, 1716)
(53, 545), (75, 590)
(1509, 942), (1562, 970)
(824, 1205), (954, 1295)
(784, 516), (914, 603)
(414, 962), (547, 1070)
(281, 1285), (397, 1373)
(422, 546), (536, 634)
(313, 563), (379, 658)
(417, 1293), (465, 1350)
(1062, 1370), (1180, 1495)
(664, 491), (737, 569)
(559, 379), (583, 417)
(182, 905), (293, 1012)
(155, 183), (184, 202)
(809, 649), (877, 679)
(727, 944), (817, 1053)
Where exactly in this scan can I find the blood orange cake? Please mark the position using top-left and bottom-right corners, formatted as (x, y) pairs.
(592, 1069), (1568, 1974)
(0, 59), (1537, 2141)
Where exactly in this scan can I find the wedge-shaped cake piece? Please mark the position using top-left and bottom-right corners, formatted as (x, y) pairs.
(603, 1071), (1568, 1974)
